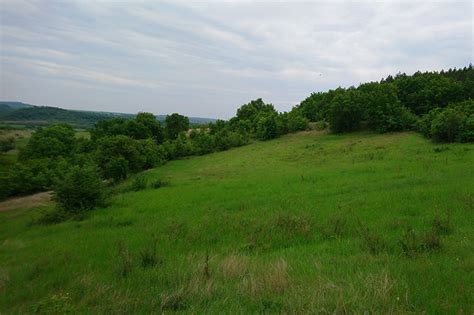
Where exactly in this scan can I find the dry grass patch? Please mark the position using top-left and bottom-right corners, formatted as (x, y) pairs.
(240, 258), (290, 297)
(0, 192), (52, 212)
(220, 254), (250, 279)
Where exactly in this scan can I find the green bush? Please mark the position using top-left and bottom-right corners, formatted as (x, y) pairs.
(53, 165), (105, 212)
(256, 112), (278, 140)
(105, 156), (129, 182)
(430, 107), (466, 142)
(130, 175), (147, 191)
(419, 99), (473, 142)
(329, 91), (364, 133)
(0, 137), (14, 153)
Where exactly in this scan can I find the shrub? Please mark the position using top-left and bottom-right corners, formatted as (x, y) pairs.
(53, 165), (105, 212)
(152, 178), (168, 189)
(104, 156), (129, 182)
(430, 107), (466, 142)
(256, 112), (278, 140)
(20, 124), (76, 160)
(313, 121), (328, 131)
(400, 228), (442, 257)
(130, 175), (147, 191)
(115, 241), (133, 278)
(328, 91), (364, 133)
(0, 137), (14, 153)
(139, 237), (161, 268)
(420, 100), (474, 142)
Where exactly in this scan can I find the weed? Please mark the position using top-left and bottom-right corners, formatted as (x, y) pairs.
(139, 236), (161, 268)
(151, 178), (168, 189)
(358, 224), (386, 255)
(220, 254), (249, 279)
(322, 213), (349, 239)
(130, 175), (147, 191)
(160, 289), (188, 312)
(203, 249), (211, 279)
(433, 146), (449, 153)
(33, 292), (73, 314)
(36, 209), (70, 225)
(115, 241), (133, 278)
(400, 228), (442, 257)
(431, 212), (452, 235)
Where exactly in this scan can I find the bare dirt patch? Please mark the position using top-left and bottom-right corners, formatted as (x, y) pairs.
(0, 192), (52, 212)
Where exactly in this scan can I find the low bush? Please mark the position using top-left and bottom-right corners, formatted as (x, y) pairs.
(53, 164), (105, 212)
(130, 175), (147, 191)
(151, 178), (168, 189)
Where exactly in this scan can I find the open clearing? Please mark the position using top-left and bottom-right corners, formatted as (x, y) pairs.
(0, 130), (473, 313)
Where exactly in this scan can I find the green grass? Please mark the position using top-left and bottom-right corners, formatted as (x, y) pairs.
(0, 131), (473, 313)
(0, 129), (32, 177)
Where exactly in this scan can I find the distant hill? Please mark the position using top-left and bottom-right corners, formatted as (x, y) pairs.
(0, 101), (216, 128)
(0, 101), (34, 110)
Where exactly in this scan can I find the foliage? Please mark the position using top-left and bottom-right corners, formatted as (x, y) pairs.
(256, 112), (279, 140)
(53, 164), (105, 212)
(165, 113), (190, 140)
(420, 99), (474, 142)
(328, 90), (364, 133)
(105, 156), (129, 182)
(0, 137), (14, 153)
(20, 124), (76, 160)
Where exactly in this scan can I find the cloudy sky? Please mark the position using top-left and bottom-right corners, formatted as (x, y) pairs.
(0, 1), (472, 118)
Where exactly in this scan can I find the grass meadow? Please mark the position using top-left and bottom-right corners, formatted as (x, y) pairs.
(0, 130), (473, 313)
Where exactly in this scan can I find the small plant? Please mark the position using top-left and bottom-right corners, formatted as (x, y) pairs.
(433, 146), (449, 153)
(115, 241), (133, 278)
(151, 178), (168, 189)
(203, 250), (211, 279)
(139, 237), (161, 268)
(36, 209), (70, 225)
(400, 228), (442, 257)
(33, 292), (73, 314)
(431, 213), (452, 235)
(358, 225), (386, 255)
(130, 175), (147, 191)
(160, 289), (188, 312)
(322, 213), (348, 239)
(313, 121), (328, 131)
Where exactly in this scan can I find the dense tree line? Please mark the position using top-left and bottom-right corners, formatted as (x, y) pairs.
(0, 101), (308, 205)
(297, 65), (474, 140)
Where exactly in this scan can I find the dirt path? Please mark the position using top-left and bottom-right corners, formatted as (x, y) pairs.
(0, 192), (52, 212)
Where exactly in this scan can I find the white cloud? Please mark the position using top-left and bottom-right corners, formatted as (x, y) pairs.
(0, 0), (472, 118)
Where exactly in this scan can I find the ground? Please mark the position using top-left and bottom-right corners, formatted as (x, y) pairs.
(0, 130), (473, 313)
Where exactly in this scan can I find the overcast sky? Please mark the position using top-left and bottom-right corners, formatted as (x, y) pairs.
(0, 0), (472, 118)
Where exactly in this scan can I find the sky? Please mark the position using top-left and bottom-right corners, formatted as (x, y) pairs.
(0, 1), (472, 119)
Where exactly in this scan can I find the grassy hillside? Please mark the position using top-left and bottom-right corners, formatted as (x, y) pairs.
(0, 131), (473, 313)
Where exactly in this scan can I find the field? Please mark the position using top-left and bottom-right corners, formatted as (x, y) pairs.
(0, 129), (32, 177)
(0, 130), (473, 313)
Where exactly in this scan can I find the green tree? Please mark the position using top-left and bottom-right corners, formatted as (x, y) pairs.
(165, 113), (190, 140)
(53, 165), (105, 212)
(21, 124), (76, 160)
(0, 137), (14, 154)
(256, 112), (278, 140)
(104, 156), (129, 182)
(328, 90), (363, 133)
(136, 112), (165, 144)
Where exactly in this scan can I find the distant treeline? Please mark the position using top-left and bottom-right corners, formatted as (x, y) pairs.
(0, 65), (473, 208)
(0, 102), (215, 128)
(297, 65), (473, 142)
